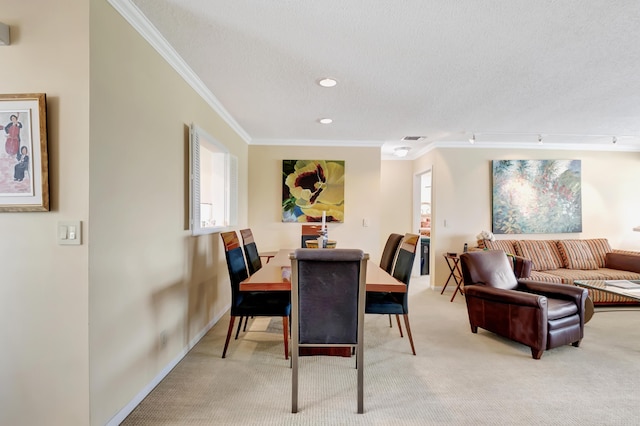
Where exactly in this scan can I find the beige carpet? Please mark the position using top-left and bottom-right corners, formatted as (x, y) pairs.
(121, 277), (640, 425)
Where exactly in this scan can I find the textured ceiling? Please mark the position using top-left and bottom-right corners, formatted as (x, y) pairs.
(127, 0), (640, 159)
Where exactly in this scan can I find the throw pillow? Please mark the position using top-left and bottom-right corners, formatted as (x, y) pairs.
(484, 240), (516, 255)
(514, 240), (564, 271)
(583, 238), (612, 268)
(556, 240), (599, 270)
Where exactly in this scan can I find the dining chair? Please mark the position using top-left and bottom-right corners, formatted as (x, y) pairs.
(239, 228), (276, 275)
(380, 233), (403, 273)
(301, 224), (323, 248)
(290, 248), (368, 414)
(379, 233), (404, 327)
(220, 231), (291, 359)
(365, 233), (419, 355)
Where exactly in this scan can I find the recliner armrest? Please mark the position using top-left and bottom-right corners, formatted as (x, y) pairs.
(517, 279), (587, 305)
(464, 285), (545, 308)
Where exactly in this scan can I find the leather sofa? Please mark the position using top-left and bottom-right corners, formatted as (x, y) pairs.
(478, 238), (640, 304)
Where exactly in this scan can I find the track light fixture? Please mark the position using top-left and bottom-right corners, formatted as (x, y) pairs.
(538, 134), (543, 144)
(469, 134), (475, 144)
(612, 136), (617, 144)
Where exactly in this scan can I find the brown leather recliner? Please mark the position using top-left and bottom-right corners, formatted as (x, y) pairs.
(460, 250), (588, 359)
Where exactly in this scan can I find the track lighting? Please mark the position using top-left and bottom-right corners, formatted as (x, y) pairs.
(469, 134), (475, 144)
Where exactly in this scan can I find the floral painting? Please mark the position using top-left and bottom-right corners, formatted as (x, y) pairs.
(492, 160), (582, 234)
(282, 160), (345, 223)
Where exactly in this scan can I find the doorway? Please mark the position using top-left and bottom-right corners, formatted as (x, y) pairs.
(414, 169), (432, 277)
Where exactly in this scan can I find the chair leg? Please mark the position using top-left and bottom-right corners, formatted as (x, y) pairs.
(531, 348), (544, 359)
(282, 316), (289, 360)
(234, 316), (244, 339)
(402, 314), (416, 355)
(242, 316), (249, 332)
(292, 325), (298, 413)
(572, 340), (581, 348)
(388, 314), (392, 327)
(222, 316), (236, 358)
(395, 314), (404, 337)
(470, 324), (478, 333)
(357, 342), (364, 414)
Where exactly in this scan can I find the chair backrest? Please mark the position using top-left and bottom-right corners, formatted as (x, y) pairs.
(290, 249), (367, 345)
(301, 224), (323, 248)
(379, 233), (403, 273)
(239, 228), (262, 275)
(460, 250), (518, 290)
(220, 231), (249, 310)
(392, 233), (420, 285)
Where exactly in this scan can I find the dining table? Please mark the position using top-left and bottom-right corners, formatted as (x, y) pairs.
(239, 249), (407, 293)
(239, 248), (406, 357)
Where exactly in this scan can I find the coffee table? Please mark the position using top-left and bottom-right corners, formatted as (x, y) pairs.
(574, 280), (640, 322)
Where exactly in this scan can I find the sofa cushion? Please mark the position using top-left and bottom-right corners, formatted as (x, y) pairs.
(557, 240), (599, 270)
(527, 270), (564, 283)
(583, 238), (612, 268)
(484, 240), (516, 255)
(514, 240), (563, 271)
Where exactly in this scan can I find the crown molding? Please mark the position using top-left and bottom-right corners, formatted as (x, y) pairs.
(108, 0), (251, 143)
(250, 138), (383, 148)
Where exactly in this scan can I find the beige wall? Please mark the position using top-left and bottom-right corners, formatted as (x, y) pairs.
(0, 1), (90, 425)
(248, 146), (384, 260)
(380, 160), (414, 244)
(89, 1), (249, 424)
(414, 148), (640, 287)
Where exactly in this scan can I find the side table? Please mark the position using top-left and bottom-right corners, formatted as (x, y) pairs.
(441, 253), (464, 302)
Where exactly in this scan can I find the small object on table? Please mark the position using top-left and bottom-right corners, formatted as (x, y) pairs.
(442, 253), (464, 302)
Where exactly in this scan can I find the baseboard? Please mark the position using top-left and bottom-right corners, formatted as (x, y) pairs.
(106, 306), (228, 426)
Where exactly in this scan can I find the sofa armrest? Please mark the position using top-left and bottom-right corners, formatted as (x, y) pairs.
(605, 252), (640, 274)
(517, 279), (587, 305)
(464, 285), (545, 308)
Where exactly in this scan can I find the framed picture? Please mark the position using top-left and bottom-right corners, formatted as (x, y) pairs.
(282, 159), (345, 223)
(0, 93), (49, 212)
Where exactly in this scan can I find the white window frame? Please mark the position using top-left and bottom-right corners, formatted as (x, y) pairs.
(189, 124), (238, 235)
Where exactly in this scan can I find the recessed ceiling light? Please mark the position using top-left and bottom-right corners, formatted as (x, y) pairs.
(318, 78), (337, 88)
(318, 118), (333, 124)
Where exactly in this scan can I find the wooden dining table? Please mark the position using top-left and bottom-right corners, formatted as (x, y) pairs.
(240, 248), (405, 357)
(239, 249), (406, 293)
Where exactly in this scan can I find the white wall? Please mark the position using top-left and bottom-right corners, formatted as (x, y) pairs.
(414, 147), (640, 287)
(0, 1), (90, 425)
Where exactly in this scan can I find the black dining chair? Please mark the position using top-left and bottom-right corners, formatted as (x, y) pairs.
(365, 233), (419, 355)
(220, 231), (291, 359)
(290, 248), (368, 414)
(301, 224), (323, 248)
(240, 228), (276, 275)
(379, 233), (404, 327)
(380, 233), (403, 273)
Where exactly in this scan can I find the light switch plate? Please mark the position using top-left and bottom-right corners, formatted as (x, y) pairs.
(58, 221), (81, 245)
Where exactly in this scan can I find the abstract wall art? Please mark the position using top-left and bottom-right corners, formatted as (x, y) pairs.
(282, 160), (345, 223)
(492, 159), (582, 234)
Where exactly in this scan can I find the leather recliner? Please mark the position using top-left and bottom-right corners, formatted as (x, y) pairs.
(460, 250), (588, 359)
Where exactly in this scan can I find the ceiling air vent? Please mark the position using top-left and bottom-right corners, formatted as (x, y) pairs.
(402, 136), (425, 141)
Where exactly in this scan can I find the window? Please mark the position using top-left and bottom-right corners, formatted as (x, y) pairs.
(189, 124), (238, 235)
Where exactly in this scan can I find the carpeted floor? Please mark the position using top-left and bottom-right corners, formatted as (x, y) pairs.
(121, 276), (640, 425)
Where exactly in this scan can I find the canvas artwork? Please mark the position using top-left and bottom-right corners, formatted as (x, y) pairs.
(492, 159), (582, 234)
(282, 160), (345, 223)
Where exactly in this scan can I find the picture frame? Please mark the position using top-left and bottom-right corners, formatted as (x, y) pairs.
(0, 93), (49, 212)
